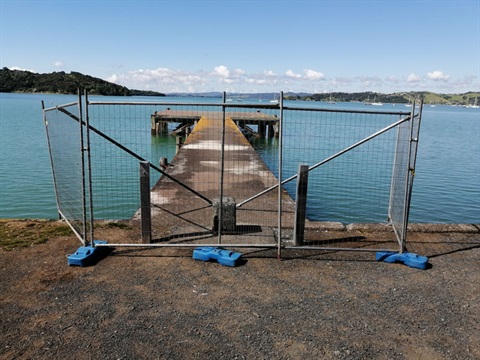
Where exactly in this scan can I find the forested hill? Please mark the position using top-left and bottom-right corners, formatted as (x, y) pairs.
(285, 91), (480, 106)
(1, 68), (478, 105)
(0, 68), (165, 96)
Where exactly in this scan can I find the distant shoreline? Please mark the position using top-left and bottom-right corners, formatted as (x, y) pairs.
(3, 90), (479, 107)
(1, 69), (479, 106)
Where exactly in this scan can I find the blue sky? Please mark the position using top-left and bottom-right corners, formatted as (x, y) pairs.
(1, 0), (479, 93)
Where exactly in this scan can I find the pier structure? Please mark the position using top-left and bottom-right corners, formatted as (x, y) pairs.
(147, 110), (296, 243)
(151, 109), (279, 138)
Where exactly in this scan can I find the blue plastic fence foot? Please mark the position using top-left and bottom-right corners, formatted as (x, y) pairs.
(376, 251), (429, 270)
(193, 247), (243, 267)
(68, 240), (110, 267)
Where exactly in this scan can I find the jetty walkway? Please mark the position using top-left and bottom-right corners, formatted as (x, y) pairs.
(148, 111), (295, 243)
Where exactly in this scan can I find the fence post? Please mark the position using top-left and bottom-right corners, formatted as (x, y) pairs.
(294, 164), (309, 246)
(140, 161), (152, 244)
(176, 136), (183, 154)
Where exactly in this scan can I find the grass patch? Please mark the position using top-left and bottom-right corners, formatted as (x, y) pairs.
(0, 220), (72, 251)
(95, 221), (132, 230)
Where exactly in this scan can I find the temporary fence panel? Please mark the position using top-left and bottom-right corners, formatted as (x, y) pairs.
(84, 99), (283, 248)
(43, 98), (91, 244)
(389, 101), (423, 252)
(44, 93), (422, 254)
(279, 104), (420, 252)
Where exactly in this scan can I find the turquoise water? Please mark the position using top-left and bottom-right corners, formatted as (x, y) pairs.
(0, 92), (479, 223)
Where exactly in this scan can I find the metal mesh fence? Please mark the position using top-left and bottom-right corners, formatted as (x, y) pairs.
(43, 101), (89, 243)
(389, 104), (422, 251)
(282, 108), (404, 223)
(279, 105), (417, 250)
(44, 93), (422, 253)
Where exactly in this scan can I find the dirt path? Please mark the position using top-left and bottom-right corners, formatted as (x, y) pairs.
(1, 220), (479, 359)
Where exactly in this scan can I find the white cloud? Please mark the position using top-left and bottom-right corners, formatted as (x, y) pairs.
(105, 65), (475, 94)
(213, 65), (230, 77)
(304, 69), (325, 80)
(106, 67), (207, 92)
(9, 66), (36, 73)
(386, 75), (398, 83)
(233, 68), (245, 76)
(427, 70), (450, 81)
(407, 73), (421, 83)
(285, 70), (301, 78)
(53, 61), (64, 68)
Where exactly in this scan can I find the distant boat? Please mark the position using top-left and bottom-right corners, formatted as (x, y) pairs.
(326, 95), (336, 104)
(405, 97), (413, 107)
(270, 93), (279, 104)
(365, 97), (382, 106)
(405, 99), (417, 108)
(468, 97), (479, 108)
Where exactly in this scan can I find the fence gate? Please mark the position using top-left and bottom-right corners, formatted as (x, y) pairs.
(43, 94), (93, 245)
(43, 91), (422, 258)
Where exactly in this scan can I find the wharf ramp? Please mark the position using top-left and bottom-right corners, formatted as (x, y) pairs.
(148, 111), (294, 242)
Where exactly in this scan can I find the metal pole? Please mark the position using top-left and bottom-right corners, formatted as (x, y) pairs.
(277, 91), (284, 258)
(218, 92), (227, 244)
(403, 98), (423, 252)
(42, 101), (63, 222)
(78, 89), (89, 246)
(84, 90), (95, 245)
(399, 100), (417, 253)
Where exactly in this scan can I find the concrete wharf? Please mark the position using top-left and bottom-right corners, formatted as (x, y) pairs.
(147, 111), (295, 243)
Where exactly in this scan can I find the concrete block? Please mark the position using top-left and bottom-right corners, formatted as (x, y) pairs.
(212, 197), (236, 232)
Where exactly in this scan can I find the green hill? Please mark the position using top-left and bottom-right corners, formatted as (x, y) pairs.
(286, 91), (480, 106)
(0, 68), (165, 97)
(1, 68), (478, 104)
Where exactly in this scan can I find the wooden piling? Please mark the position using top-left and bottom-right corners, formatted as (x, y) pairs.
(140, 161), (152, 243)
(294, 164), (309, 246)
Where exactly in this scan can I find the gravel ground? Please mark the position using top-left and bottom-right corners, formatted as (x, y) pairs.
(1, 221), (479, 359)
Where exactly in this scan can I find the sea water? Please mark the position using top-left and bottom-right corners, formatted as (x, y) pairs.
(0, 93), (479, 223)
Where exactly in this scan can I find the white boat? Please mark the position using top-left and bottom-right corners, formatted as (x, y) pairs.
(270, 93), (279, 104)
(326, 95), (336, 104)
(366, 96), (383, 106)
(468, 97), (479, 108)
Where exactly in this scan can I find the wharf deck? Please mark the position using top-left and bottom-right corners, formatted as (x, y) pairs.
(147, 112), (295, 243)
(151, 109), (279, 137)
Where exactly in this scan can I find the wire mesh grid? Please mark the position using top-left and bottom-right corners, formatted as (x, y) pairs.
(43, 103), (88, 243)
(44, 94), (420, 252)
(389, 109), (421, 250)
(281, 107), (413, 250)
(83, 101), (282, 245)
